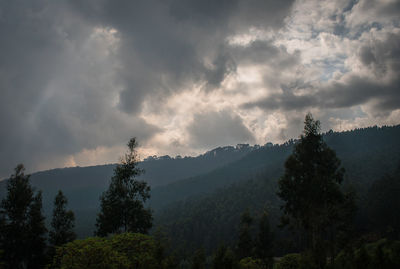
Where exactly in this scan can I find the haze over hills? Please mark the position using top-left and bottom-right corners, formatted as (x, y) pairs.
(1, 125), (400, 238)
(0, 143), (259, 236)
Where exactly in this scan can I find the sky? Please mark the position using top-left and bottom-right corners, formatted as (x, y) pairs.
(0, 0), (399, 178)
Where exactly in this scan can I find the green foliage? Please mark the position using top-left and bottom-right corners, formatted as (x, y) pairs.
(274, 253), (317, 269)
(333, 244), (354, 269)
(0, 164), (47, 269)
(334, 239), (400, 269)
(0, 249), (4, 268)
(239, 257), (263, 269)
(50, 233), (174, 269)
(27, 191), (48, 269)
(237, 210), (254, 259)
(190, 248), (206, 269)
(277, 113), (355, 267)
(51, 237), (129, 269)
(110, 233), (159, 268)
(96, 138), (152, 236)
(156, 175), (281, 256)
(151, 228), (180, 268)
(212, 245), (237, 269)
(366, 168), (400, 238)
(50, 190), (76, 247)
(275, 254), (301, 269)
(256, 211), (274, 268)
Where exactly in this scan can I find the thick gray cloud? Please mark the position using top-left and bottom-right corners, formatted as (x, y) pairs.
(0, 0), (295, 177)
(0, 1), (161, 177)
(1, 0), (399, 178)
(67, 0), (295, 111)
(188, 110), (255, 149)
(244, 31), (400, 113)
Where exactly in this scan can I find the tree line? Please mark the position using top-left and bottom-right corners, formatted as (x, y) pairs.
(1, 116), (399, 268)
(0, 165), (76, 268)
(0, 138), (153, 268)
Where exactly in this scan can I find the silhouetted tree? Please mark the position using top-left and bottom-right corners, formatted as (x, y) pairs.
(26, 191), (47, 269)
(96, 138), (152, 236)
(237, 210), (253, 260)
(355, 245), (370, 269)
(255, 211), (273, 268)
(50, 190), (76, 248)
(277, 113), (354, 268)
(0, 164), (47, 269)
(191, 247), (206, 269)
(213, 245), (237, 269)
(0, 208), (6, 267)
(366, 167), (400, 239)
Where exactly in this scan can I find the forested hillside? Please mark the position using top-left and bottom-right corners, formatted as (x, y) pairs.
(154, 125), (400, 255)
(1, 123), (400, 268)
(0, 144), (256, 236)
(151, 125), (400, 211)
(1, 125), (399, 240)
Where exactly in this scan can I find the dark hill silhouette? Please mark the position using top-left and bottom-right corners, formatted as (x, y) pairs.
(150, 125), (400, 211)
(1, 125), (399, 238)
(154, 125), (400, 255)
(0, 144), (258, 236)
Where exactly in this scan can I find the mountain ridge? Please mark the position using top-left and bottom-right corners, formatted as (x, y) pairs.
(1, 124), (399, 238)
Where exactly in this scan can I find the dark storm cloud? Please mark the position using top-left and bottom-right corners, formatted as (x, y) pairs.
(188, 110), (255, 149)
(244, 75), (400, 112)
(0, 0), (296, 177)
(0, 0), (160, 177)
(68, 0), (295, 112)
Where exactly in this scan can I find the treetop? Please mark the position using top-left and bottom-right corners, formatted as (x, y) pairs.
(303, 112), (321, 137)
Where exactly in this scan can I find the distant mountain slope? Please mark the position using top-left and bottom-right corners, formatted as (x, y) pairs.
(1, 125), (399, 238)
(150, 125), (400, 211)
(0, 144), (258, 236)
(154, 125), (400, 255)
(150, 142), (293, 211)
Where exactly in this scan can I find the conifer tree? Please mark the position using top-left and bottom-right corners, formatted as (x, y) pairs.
(49, 190), (76, 247)
(96, 137), (152, 236)
(0, 164), (47, 269)
(256, 211), (273, 268)
(237, 209), (253, 260)
(26, 191), (47, 269)
(278, 113), (354, 268)
(0, 209), (6, 266)
(191, 248), (206, 269)
(212, 245), (236, 269)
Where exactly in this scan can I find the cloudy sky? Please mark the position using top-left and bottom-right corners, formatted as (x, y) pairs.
(0, 0), (399, 178)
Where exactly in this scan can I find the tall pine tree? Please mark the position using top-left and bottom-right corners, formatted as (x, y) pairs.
(26, 191), (47, 269)
(0, 164), (47, 269)
(49, 190), (76, 247)
(277, 113), (355, 268)
(256, 211), (273, 268)
(236, 209), (253, 260)
(96, 137), (152, 236)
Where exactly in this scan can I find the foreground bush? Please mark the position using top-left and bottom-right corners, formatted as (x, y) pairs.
(334, 239), (400, 269)
(274, 254), (301, 269)
(50, 233), (161, 269)
(239, 257), (264, 268)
